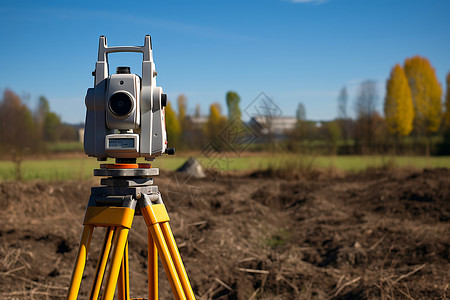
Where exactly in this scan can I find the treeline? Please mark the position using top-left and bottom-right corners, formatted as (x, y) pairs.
(327, 55), (450, 155)
(164, 93), (237, 150)
(164, 55), (450, 156)
(1, 55), (449, 158)
(0, 89), (78, 157)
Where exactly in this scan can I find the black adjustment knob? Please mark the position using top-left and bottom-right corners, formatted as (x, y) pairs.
(161, 93), (167, 107)
(165, 148), (175, 155)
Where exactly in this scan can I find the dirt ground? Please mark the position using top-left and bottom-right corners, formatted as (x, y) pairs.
(0, 167), (449, 299)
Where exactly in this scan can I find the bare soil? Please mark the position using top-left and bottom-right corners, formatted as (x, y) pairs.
(0, 168), (449, 299)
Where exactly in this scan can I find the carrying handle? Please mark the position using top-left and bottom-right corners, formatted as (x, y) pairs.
(94, 35), (155, 86)
(98, 35), (153, 62)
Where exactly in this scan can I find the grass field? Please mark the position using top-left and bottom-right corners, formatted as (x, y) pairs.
(0, 154), (449, 181)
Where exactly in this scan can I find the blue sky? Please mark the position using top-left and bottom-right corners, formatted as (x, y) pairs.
(1, 0), (449, 123)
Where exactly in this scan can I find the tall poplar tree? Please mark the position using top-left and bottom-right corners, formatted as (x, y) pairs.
(177, 94), (187, 127)
(384, 64), (414, 138)
(225, 91), (241, 121)
(404, 56), (442, 134)
(441, 71), (450, 154)
(205, 102), (227, 140)
(444, 72), (450, 129)
(337, 86), (349, 150)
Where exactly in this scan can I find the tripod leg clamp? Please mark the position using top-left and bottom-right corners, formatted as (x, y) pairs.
(141, 204), (170, 225)
(84, 207), (135, 229)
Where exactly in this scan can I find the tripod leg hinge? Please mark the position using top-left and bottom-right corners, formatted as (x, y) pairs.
(141, 203), (170, 225)
(84, 207), (135, 228)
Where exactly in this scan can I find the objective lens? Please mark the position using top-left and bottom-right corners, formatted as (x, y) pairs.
(109, 92), (133, 117)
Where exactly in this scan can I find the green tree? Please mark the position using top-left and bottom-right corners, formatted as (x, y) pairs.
(165, 101), (181, 148)
(404, 56), (442, 135)
(43, 112), (62, 142)
(324, 121), (342, 154)
(226, 91), (241, 121)
(384, 64), (414, 140)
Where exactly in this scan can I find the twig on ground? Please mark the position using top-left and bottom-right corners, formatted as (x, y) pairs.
(369, 233), (387, 251)
(248, 287), (260, 300)
(0, 265), (26, 276)
(391, 264), (425, 285)
(332, 276), (361, 298)
(214, 277), (232, 291)
(238, 268), (269, 274)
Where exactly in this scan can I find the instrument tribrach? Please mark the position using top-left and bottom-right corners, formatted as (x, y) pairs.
(66, 36), (194, 300)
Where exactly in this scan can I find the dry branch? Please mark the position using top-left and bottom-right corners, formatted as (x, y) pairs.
(332, 276), (361, 298)
(238, 268), (269, 274)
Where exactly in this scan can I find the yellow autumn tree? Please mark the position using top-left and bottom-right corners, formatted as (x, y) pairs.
(205, 102), (227, 140)
(165, 101), (181, 147)
(384, 64), (414, 138)
(404, 56), (442, 134)
(444, 71), (450, 129)
(177, 94), (187, 127)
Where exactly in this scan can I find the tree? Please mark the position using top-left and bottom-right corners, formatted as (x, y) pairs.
(296, 103), (306, 122)
(337, 86), (350, 151)
(444, 72), (450, 129)
(354, 80), (379, 153)
(384, 64), (414, 141)
(0, 90), (38, 179)
(36, 96), (50, 123)
(440, 71), (450, 154)
(296, 102), (307, 137)
(43, 112), (62, 142)
(195, 104), (201, 118)
(404, 56), (442, 136)
(165, 101), (181, 148)
(226, 91), (241, 121)
(323, 121), (342, 154)
(205, 102), (227, 141)
(338, 87), (348, 120)
(177, 94), (187, 127)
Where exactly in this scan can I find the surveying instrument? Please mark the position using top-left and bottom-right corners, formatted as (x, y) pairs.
(66, 36), (196, 300)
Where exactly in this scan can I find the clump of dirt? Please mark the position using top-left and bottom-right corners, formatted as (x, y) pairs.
(0, 168), (448, 299)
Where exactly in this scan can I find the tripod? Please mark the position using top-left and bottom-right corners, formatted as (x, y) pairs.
(66, 162), (196, 300)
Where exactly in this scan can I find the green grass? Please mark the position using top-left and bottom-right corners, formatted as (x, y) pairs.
(199, 154), (450, 172)
(46, 141), (84, 152)
(0, 154), (448, 181)
(0, 156), (189, 181)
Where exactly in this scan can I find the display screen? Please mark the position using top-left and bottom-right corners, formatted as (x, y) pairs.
(108, 138), (135, 148)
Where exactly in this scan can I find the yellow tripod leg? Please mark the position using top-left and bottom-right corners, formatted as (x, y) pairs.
(148, 228), (158, 300)
(142, 203), (196, 300)
(67, 225), (94, 300)
(118, 241), (130, 300)
(161, 222), (196, 300)
(90, 226), (115, 300)
(150, 223), (185, 299)
(102, 226), (130, 300)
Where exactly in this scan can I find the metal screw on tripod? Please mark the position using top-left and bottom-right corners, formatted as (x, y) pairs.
(136, 193), (142, 200)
